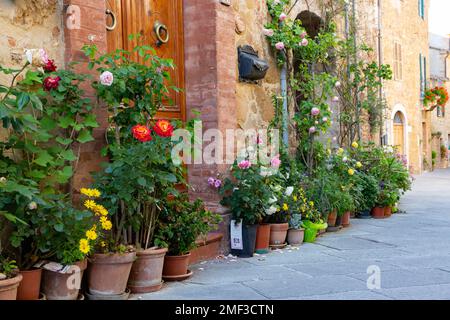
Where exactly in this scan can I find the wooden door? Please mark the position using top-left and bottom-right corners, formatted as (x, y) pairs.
(105, 0), (185, 121)
(393, 112), (405, 155)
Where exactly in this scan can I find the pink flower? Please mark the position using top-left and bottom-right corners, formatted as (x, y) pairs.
(271, 155), (281, 168)
(256, 135), (263, 145)
(100, 71), (114, 86)
(39, 49), (49, 65)
(214, 179), (222, 189)
(279, 13), (287, 22)
(311, 107), (320, 116)
(332, 96), (339, 102)
(300, 39), (309, 46)
(309, 126), (316, 134)
(275, 42), (285, 50)
(263, 28), (274, 37)
(208, 177), (215, 187)
(322, 117), (328, 122)
(300, 31), (307, 38)
(238, 160), (251, 170)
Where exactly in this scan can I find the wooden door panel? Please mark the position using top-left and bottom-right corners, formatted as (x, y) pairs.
(106, 0), (185, 121)
(394, 124), (404, 155)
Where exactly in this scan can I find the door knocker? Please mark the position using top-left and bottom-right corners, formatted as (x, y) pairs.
(154, 21), (169, 46)
(106, 9), (117, 31)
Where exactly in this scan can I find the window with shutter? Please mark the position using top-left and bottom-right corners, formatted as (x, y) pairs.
(394, 42), (402, 80)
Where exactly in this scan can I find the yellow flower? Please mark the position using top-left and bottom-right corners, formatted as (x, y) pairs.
(101, 219), (112, 231)
(94, 204), (108, 216)
(293, 195), (298, 202)
(86, 230), (98, 241)
(309, 201), (314, 207)
(84, 200), (97, 210)
(79, 239), (90, 254)
(80, 188), (101, 198)
(100, 241), (106, 248)
(356, 161), (363, 168)
(283, 203), (289, 211)
(327, 149), (331, 155)
(352, 141), (359, 148)
(348, 168), (355, 176)
(337, 148), (344, 155)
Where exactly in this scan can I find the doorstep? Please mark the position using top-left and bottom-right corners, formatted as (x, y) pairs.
(190, 233), (224, 265)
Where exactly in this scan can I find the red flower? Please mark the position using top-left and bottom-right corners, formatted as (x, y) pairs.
(43, 59), (57, 73)
(132, 124), (152, 142)
(43, 76), (61, 91)
(153, 119), (174, 137)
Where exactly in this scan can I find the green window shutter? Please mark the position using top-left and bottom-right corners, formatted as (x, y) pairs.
(420, 54), (424, 98)
(422, 0), (425, 19)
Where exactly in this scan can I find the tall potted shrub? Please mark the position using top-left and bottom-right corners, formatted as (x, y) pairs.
(155, 195), (221, 280)
(84, 39), (185, 294)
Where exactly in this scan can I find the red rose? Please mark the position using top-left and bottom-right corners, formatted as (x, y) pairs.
(132, 124), (152, 142)
(43, 59), (57, 73)
(153, 119), (174, 137)
(43, 76), (61, 91)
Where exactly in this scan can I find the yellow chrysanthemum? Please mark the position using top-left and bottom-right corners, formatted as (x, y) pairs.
(79, 239), (90, 254)
(80, 188), (101, 198)
(100, 216), (107, 223)
(101, 219), (112, 231)
(282, 203), (289, 211)
(86, 230), (98, 241)
(84, 200), (97, 210)
(352, 141), (359, 148)
(93, 204), (108, 217)
(356, 161), (363, 168)
(348, 168), (355, 176)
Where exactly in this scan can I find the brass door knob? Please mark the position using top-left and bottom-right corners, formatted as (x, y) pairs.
(106, 9), (117, 31)
(154, 21), (169, 45)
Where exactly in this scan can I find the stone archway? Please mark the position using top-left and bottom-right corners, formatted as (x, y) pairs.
(390, 105), (409, 161)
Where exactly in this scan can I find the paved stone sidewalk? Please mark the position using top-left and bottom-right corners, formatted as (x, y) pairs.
(133, 169), (450, 300)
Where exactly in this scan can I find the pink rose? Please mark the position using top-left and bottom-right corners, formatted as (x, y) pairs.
(263, 28), (274, 37)
(279, 13), (287, 22)
(271, 155), (281, 168)
(301, 39), (309, 46)
(39, 49), (49, 65)
(311, 107), (320, 116)
(275, 42), (285, 50)
(309, 126), (316, 134)
(322, 117), (328, 122)
(238, 160), (251, 170)
(100, 71), (114, 86)
(300, 31), (307, 38)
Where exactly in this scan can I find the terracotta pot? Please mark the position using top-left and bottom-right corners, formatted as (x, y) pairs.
(162, 253), (191, 278)
(287, 228), (305, 246)
(327, 211), (337, 227)
(0, 273), (23, 300)
(269, 223), (289, 246)
(342, 211), (351, 227)
(255, 224), (271, 253)
(384, 206), (392, 217)
(371, 207), (386, 219)
(41, 260), (87, 300)
(17, 268), (42, 300)
(128, 247), (168, 293)
(88, 252), (136, 296)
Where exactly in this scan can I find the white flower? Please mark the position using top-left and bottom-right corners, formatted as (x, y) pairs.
(100, 71), (114, 86)
(25, 49), (33, 64)
(269, 196), (278, 204)
(24, 48), (48, 67)
(343, 157), (348, 162)
(335, 81), (341, 88)
(28, 201), (37, 210)
(0, 177), (6, 183)
(265, 206), (278, 216)
(285, 186), (294, 197)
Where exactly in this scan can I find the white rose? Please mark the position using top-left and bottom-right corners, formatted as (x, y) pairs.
(100, 71), (114, 86)
(285, 186), (294, 196)
(265, 206), (278, 216)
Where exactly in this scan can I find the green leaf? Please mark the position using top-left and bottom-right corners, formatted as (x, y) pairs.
(60, 149), (77, 161)
(34, 150), (53, 167)
(56, 137), (73, 145)
(83, 113), (99, 128)
(77, 129), (94, 143)
(17, 93), (30, 110)
(40, 117), (57, 131)
(58, 115), (75, 129)
(137, 177), (147, 187)
(28, 170), (46, 179)
(0, 212), (28, 225)
(54, 223), (64, 232)
(30, 95), (43, 111)
(55, 166), (73, 183)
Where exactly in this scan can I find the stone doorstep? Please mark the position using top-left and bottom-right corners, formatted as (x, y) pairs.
(190, 233), (224, 265)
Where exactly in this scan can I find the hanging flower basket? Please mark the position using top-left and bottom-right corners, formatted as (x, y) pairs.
(423, 86), (449, 111)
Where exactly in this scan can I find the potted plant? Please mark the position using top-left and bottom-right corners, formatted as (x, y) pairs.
(155, 195), (221, 280)
(84, 40), (184, 294)
(355, 173), (379, 219)
(297, 188), (327, 243)
(287, 213), (305, 246)
(0, 256), (22, 300)
(219, 157), (274, 257)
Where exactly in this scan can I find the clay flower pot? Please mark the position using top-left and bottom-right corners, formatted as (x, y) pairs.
(371, 207), (386, 219)
(327, 211), (337, 227)
(384, 206), (392, 218)
(0, 273), (23, 300)
(287, 228), (305, 246)
(341, 211), (351, 227)
(162, 253), (191, 277)
(17, 268), (42, 300)
(255, 224), (271, 254)
(269, 223), (289, 247)
(41, 260), (87, 300)
(87, 252), (136, 297)
(128, 247), (168, 293)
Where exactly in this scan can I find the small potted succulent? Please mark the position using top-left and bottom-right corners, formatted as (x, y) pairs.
(287, 214), (304, 246)
(155, 195), (221, 280)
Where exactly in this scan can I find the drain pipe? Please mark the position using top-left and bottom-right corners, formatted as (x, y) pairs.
(281, 60), (289, 147)
(377, 0), (385, 145)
